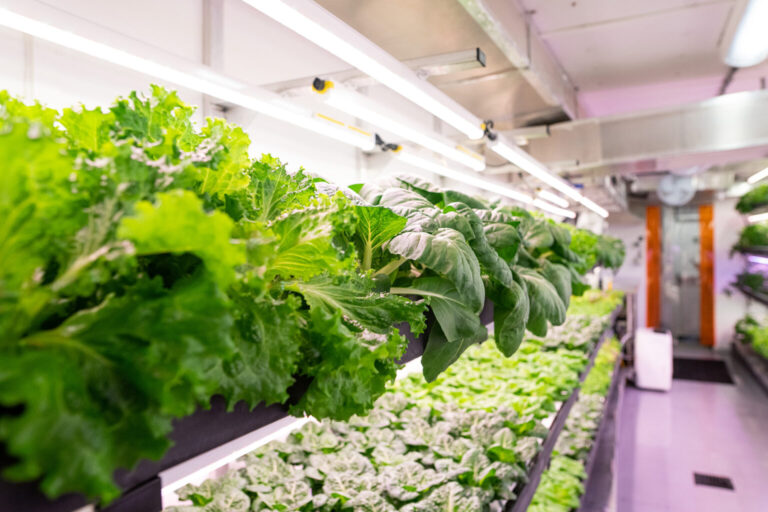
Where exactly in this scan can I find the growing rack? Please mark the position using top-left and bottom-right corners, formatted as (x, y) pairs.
(1, 302), (495, 512)
(505, 303), (622, 512)
(735, 246), (768, 258)
(732, 339), (768, 396)
(2, 301), (622, 512)
(734, 283), (768, 307)
(578, 345), (627, 510)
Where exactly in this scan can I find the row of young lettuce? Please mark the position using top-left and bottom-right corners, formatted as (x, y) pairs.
(733, 184), (768, 359)
(0, 87), (624, 505)
(167, 292), (623, 512)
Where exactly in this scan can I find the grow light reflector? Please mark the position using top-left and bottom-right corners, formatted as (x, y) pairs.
(0, 4), (375, 151)
(396, 151), (532, 204)
(246, 0), (485, 139)
(747, 166), (768, 184)
(318, 84), (486, 171)
(725, 0), (768, 68)
(489, 138), (609, 218)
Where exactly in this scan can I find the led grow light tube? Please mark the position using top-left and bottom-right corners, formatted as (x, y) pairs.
(245, 0), (485, 139)
(317, 83), (486, 171)
(532, 198), (576, 219)
(489, 137), (610, 218)
(537, 189), (570, 208)
(725, 0), (768, 68)
(747, 254), (768, 265)
(397, 151), (532, 204)
(160, 416), (310, 501)
(748, 166), (768, 184)
(0, 3), (375, 151)
(748, 212), (768, 223)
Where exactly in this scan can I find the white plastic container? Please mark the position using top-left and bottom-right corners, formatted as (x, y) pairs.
(634, 327), (673, 391)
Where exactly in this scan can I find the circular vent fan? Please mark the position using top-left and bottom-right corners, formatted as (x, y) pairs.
(657, 174), (697, 206)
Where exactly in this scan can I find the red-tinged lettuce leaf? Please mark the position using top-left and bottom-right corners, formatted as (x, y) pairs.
(0, 272), (234, 503)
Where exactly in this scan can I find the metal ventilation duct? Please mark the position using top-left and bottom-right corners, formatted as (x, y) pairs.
(522, 90), (768, 176)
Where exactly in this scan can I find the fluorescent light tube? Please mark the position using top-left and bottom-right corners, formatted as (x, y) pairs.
(396, 151), (532, 204)
(246, 0), (485, 139)
(537, 189), (569, 208)
(725, 0), (768, 67)
(748, 166), (768, 184)
(532, 199), (576, 219)
(489, 137), (610, 218)
(0, 4), (375, 151)
(577, 196), (610, 219)
(319, 85), (485, 170)
(748, 212), (768, 223)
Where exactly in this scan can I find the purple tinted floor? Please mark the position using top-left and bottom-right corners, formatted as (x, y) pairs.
(616, 352), (768, 512)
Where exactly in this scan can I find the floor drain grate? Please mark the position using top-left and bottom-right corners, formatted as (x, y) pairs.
(694, 472), (735, 490)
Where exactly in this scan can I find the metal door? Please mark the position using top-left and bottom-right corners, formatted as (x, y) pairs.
(660, 206), (701, 342)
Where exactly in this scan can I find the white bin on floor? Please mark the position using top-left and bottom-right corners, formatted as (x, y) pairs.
(634, 327), (673, 391)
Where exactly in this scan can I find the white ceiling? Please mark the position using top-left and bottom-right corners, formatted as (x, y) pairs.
(529, 1), (735, 90)
(521, 0), (768, 114)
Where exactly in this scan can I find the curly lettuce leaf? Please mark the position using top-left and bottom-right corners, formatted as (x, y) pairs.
(118, 189), (245, 287)
(0, 273), (233, 502)
(288, 273), (427, 336)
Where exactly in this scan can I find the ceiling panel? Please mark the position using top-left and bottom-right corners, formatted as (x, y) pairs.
(540, 1), (734, 89)
(520, 0), (735, 35)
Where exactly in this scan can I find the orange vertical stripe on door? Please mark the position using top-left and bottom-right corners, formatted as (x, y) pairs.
(646, 206), (661, 328)
(699, 204), (715, 347)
